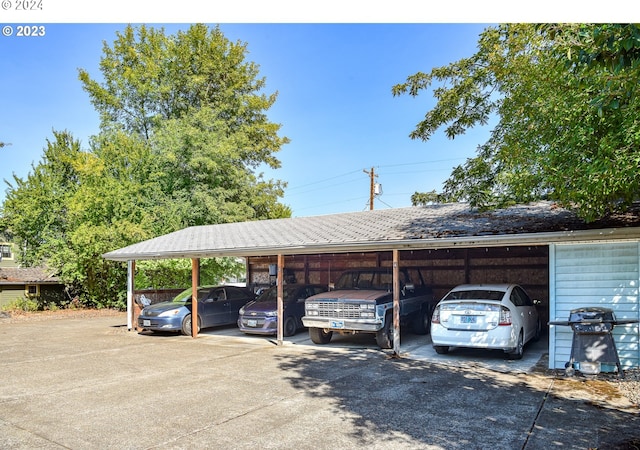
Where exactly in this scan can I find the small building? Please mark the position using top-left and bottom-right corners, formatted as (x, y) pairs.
(0, 267), (65, 309)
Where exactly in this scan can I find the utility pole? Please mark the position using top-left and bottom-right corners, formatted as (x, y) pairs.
(363, 167), (375, 210)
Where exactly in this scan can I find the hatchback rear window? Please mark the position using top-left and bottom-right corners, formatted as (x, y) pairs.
(444, 290), (505, 301)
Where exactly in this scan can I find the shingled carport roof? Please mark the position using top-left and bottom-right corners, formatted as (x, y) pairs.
(102, 201), (640, 261)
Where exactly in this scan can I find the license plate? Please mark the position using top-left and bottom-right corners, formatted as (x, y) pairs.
(143, 320), (151, 327)
(460, 315), (476, 324)
(247, 319), (257, 327)
(330, 320), (345, 329)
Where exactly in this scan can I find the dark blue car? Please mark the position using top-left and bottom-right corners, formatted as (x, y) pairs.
(138, 285), (255, 335)
(238, 284), (328, 336)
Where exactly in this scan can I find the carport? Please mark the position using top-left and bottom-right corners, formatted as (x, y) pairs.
(102, 201), (640, 363)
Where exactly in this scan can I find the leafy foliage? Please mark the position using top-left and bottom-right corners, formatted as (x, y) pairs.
(396, 24), (640, 222)
(2, 24), (290, 308)
(134, 258), (245, 290)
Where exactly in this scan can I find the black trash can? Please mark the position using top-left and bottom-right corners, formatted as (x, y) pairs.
(549, 307), (638, 378)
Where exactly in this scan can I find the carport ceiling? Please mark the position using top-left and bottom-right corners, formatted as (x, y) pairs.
(102, 201), (640, 261)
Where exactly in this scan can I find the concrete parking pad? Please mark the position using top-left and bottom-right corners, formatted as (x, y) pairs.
(1, 312), (638, 449)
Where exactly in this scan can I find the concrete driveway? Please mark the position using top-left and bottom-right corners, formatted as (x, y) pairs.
(1, 312), (638, 449)
(198, 324), (549, 374)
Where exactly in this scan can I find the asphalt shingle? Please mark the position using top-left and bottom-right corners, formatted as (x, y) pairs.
(102, 201), (640, 261)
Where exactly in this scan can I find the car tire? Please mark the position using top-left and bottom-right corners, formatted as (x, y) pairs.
(283, 316), (297, 337)
(181, 314), (201, 336)
(433, 345), (449, 354)
(309, 327), (333, 344)
(507, 330), (524, 360)
(375, 313), (394, 349)
(412, 306), (431, 335)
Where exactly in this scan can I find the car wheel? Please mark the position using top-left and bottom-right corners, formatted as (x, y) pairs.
(433, 345), (449, 355)
(412, 307), (431, 335)
(283, 316), (297, 337)
(309, 327), (333, 344)
(532, 318), (542, 342)
(181, 314), (201, 336)
(507, 330), (524, 360)
(375, 313), (394, 349)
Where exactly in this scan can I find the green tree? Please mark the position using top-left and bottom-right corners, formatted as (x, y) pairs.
(134, 258), (245, 290)
(3, 131), (81, 267)
(2, 131), (154, 307)
(3, 25), (291, 309)
(394, 24), (640, 222)
(79, 23), (290, 225)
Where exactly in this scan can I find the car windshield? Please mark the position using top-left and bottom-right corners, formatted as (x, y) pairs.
(255, 286), (298, 302)
(172, 287), (210, 303)
(334, 271), (398, 290)
(444, 290), (505, 301)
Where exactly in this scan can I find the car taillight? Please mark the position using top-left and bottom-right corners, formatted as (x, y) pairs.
(431, 306), (440, 324)
(498, 306), (512, 326)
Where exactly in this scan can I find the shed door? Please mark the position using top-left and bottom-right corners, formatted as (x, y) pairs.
(550, 242), (640, 370)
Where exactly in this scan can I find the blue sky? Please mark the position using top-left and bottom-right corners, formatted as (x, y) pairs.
(1, 22), (495, 217)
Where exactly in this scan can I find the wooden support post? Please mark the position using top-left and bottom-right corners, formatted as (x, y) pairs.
(192, 258), (200, 338)
(393, 249), (400, 355)
(276, 254), (284, 346)
(127, 260), (135, 331)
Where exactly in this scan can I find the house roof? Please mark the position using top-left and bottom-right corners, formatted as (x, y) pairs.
(0, 267), (60, 285)
(102, 201), (640, 261)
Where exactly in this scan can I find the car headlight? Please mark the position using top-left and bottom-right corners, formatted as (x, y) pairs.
(239, 307), (245, 315)
(158, 309), (181, 317)
(358, 303), (375, 318)
(265, 310), (277, 317)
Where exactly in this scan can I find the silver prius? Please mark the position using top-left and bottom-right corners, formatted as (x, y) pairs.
(430, 284), (541, 360)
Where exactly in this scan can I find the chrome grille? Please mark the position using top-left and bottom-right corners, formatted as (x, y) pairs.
(314, 302), (362, 319)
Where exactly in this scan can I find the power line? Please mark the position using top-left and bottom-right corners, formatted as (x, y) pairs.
(284, 169), (363, 192)
(284, 158), (465, 195)
(284, 176), (364, 198)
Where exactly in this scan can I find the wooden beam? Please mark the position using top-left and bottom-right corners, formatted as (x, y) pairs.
(393, 249), (400, 355)
(276, 254), (284, 346)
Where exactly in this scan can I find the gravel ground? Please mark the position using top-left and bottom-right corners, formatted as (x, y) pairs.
(607, 369), (640, 405)
(2, 308), (640, 406)
(0, 308), (123, 322)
